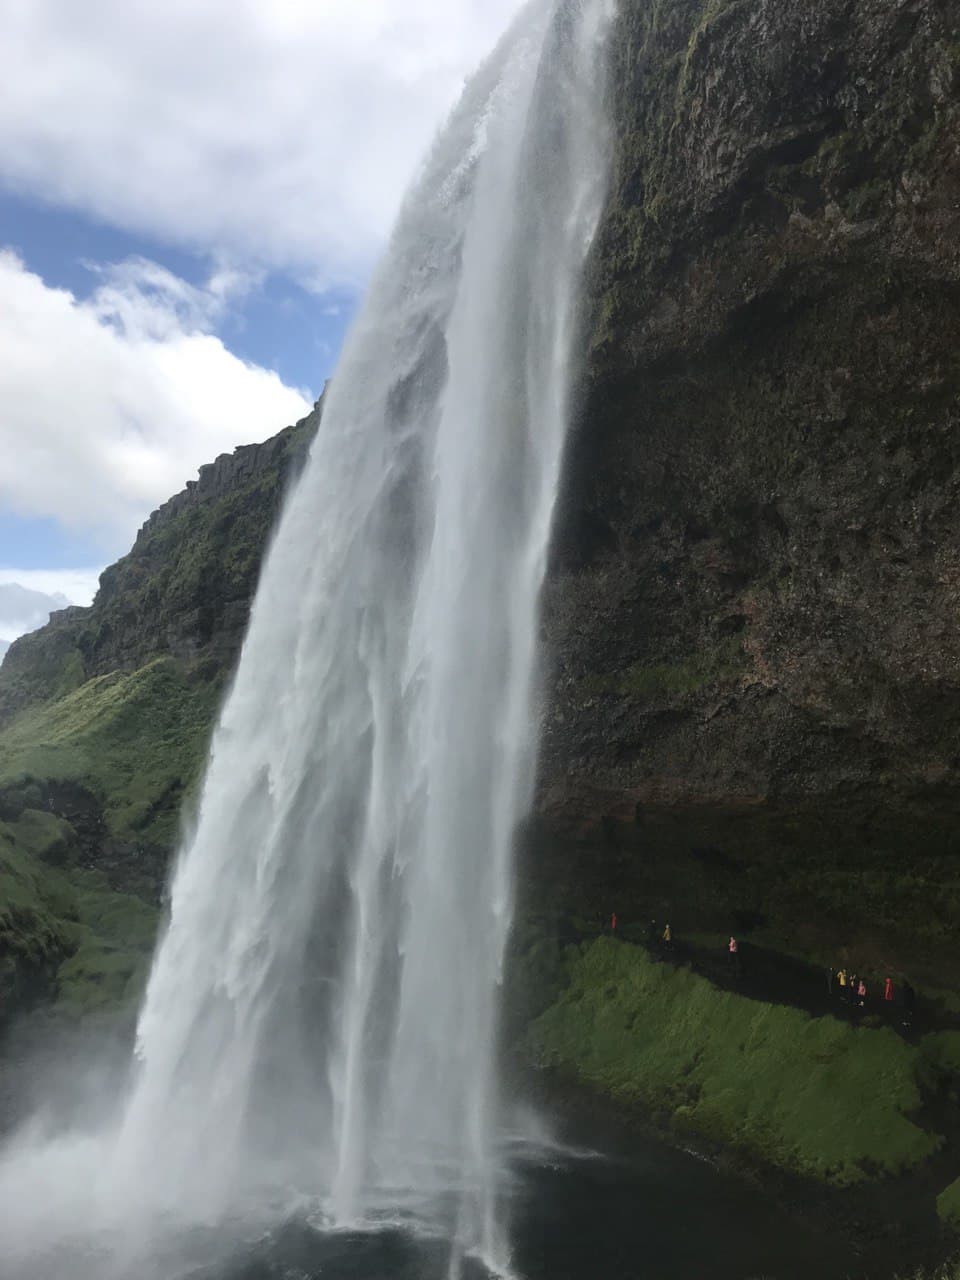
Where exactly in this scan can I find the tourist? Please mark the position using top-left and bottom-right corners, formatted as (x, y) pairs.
(884, 976), (895, 1005)
(728, 935), (741, 977)
(837, 967), (848, 999)
(826, 967), (833, 996)
(662, 923), (673, 949)
(611, 911), (618, 933)
(857, 978), (867, 1008)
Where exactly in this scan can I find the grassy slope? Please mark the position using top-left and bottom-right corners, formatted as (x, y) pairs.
(0, 657), (218, 1019)
(0, 657), (221, 849)
(526, 936), (947, 1186)
(0, 420), (316, 1026)
(0, 833), (157, 1019)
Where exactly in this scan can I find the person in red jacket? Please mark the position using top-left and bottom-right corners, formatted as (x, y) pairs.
(884, 976), (895, 1003)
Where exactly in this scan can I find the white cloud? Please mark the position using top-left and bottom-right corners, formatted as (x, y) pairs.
(84, 256), (262, 340)
(0, 581), (71, 647)
(0, 0), (524, 285)
(0, 250), (311, 556)
(0, 570), (101, 609)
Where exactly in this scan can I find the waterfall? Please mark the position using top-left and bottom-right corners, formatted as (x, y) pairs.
(0, 1), (614, 1275)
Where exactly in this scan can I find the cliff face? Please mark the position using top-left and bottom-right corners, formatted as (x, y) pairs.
(0, 403), (320, 1011)
(0, 403), (319, 727)
(536, 0), (960, 978)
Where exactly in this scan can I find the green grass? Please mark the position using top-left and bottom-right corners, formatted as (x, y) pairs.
(0, 649), (218, 1020)
(8, 809), (76, 863)
(52, 868), (158, 1018)
(0, 657), (221, 847)
(938, 1178), (960, 1228)
(0, 834), (74, 994)
(0, 823), (158, 1019)
(528, 937), (938, 1185)
(920, 1032), (960, 1082)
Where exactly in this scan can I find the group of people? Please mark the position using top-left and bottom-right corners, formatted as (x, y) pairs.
(606, 910), (919, 1031)
(831, 967), (916, 1026)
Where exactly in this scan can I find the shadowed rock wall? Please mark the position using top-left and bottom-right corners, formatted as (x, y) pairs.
(536, 0), (960, 978)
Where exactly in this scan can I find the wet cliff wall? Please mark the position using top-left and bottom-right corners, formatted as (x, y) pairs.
(534, 0), (960, 985)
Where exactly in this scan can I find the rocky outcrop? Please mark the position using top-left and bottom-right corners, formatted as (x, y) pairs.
(537, 0), (960, 977)
(0, 402), (321, 931)
(0, 401), (321, 725)
(87, 408), (319, 677)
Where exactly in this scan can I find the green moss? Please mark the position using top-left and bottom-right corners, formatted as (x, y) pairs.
(939, 1178), (960, 1228)
(0, 822), (158, 1020)
(0, 624), (88, 725)
(842, 177), (891, 221)
(582, 637), (744, 701)
(528, 938), (937, 1184)
(503, 919), (570, 1043)
(0, 657), (221, 847)
(678, 0), (751, 98)
(0, 655), (208, 1015)
(52, 869), (157, 1018)
(10, 809), (75, 863)
(0, 833), (74, 995)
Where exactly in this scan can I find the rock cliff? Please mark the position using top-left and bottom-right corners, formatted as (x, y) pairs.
(535, 0), (960, 984)
(0, 400), (320, 727)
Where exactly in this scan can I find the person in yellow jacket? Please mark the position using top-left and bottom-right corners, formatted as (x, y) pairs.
(837, 968), (848, 1001)
(662, 923), (673, 948)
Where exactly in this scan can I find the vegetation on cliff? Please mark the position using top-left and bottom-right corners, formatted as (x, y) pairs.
(0, 403), (318, 728)
(526, 937), (941, 1184)
(0, 660), (221, 852)
(0, 403), (319, 1021)
(0, 835), (156, 1019)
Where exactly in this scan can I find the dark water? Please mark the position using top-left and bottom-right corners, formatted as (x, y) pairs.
(195, 1137), (860, 1280)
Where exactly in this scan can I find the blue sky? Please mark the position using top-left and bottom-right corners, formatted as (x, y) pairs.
(0, 0), (522, 643)
(0, 187), (358, 587)
(0, 189), (357, 395)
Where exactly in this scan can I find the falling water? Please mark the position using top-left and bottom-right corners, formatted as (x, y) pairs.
(0, 1), (613, 1275)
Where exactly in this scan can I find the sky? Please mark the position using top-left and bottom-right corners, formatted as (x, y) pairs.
(0, 0), (522, 647)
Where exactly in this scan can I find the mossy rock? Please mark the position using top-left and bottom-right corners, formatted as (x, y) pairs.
(0, 657), (221, 849)
(0, 828), (158, 1022)
(9, 809), (76, 864)
(938, 1177), (960, 1229)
